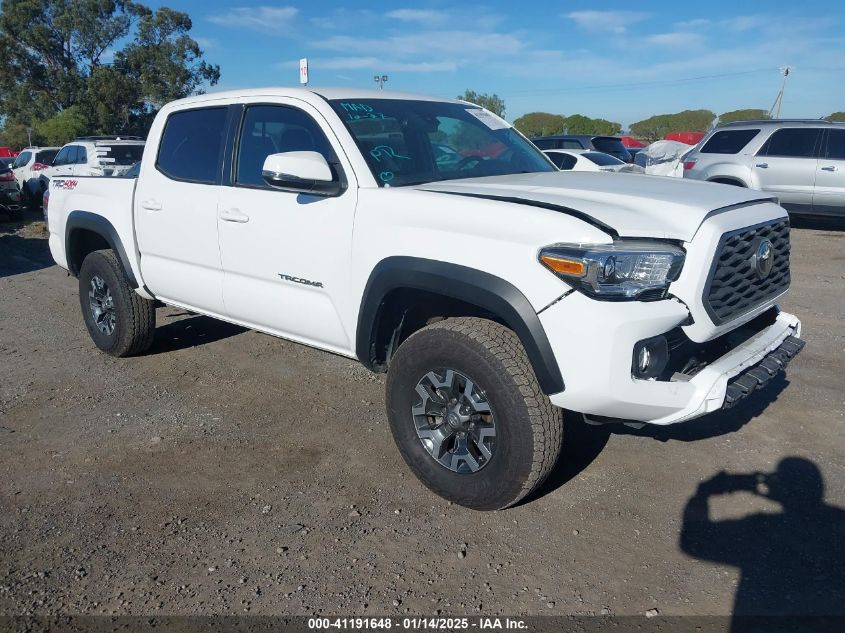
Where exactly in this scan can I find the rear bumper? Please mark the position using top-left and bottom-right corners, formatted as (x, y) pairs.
(541, 290), (802, 425)
(0, 189), (22, 212)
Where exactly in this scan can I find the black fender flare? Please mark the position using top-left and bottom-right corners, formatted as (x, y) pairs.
(65, 210), (139, 288)
(356, 256), (565, 395)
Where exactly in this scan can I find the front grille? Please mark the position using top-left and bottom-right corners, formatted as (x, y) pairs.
(704, 220), (790, 324)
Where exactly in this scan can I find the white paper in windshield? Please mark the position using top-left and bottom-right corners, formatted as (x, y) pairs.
(466, 108), (509, 130)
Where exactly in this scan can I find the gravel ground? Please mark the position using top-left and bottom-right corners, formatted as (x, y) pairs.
(1, 211), (843, 619)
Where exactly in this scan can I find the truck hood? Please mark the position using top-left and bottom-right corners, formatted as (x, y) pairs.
(417, 171), (775, 241)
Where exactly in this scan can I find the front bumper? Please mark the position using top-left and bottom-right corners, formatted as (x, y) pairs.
(540, 291), (802, 425)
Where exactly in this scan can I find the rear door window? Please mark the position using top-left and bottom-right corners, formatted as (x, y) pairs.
(548, 153), (577, 170)
(824, 129), (845, 160)
(561, 139), (584, 149)
(35, 150), (57, 165)
(701, 129), (760, 154)
(532, 138), (556, 150)
(759, 128), (822, 158)
(583, 151), (623, 166)
(157, 107), (228, 184)
(53, 146), (71, 165)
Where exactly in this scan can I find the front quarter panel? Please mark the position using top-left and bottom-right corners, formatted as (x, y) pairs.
(348, 187), (613, 337)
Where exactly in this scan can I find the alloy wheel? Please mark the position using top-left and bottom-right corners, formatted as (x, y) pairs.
(88, 275), (116, 335)
(411, 368), (496, 474)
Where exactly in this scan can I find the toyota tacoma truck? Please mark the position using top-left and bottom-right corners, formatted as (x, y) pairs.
(46, 88), (804, 510)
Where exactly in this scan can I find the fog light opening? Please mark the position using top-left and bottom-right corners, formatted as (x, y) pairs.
(632, 335), (669, 379)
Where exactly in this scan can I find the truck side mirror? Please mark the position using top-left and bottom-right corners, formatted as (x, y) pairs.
(261, 151), (342, 196)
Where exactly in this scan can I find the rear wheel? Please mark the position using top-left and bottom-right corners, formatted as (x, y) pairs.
(78, 250), (156, 357)
(386, 317), (564, 510)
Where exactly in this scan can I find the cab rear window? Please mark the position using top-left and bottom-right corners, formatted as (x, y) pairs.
(96, 144), (144, 166)
(701, 129), (760, 154)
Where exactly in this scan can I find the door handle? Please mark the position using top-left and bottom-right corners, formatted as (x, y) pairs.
(755, 163), (769, 168)
(219, 208), (250, 223)
(140, 199), (162, 211)
(820, 165), (837, 172)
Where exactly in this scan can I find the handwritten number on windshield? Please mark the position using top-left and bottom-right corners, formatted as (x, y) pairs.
(369, 145), (411, 162)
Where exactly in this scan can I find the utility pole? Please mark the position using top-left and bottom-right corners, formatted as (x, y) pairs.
(769, 66), (791, 119)
(374, 75), (388, 90)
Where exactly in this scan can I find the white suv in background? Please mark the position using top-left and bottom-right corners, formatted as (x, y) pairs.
(10, 146), (59, 207)
(35, 136), (146, 209)
(42, 136), (145, 179)
(11, 146), (60, 186)
(683, 119), (845, 217)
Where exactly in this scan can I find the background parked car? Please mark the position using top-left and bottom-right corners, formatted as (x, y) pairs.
(683, 119), (845, 217)
(0, 157), (14, 169)
(10, 147), (59, 209)
(543, 149), (631, 172)
(639, 140), (693, 177)
(0, 162), (23, 218)
(531, 134), (632, 162)
(35, 136), (146, 209)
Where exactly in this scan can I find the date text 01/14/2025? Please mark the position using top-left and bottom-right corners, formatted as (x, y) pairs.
(307, 617), (528, 629)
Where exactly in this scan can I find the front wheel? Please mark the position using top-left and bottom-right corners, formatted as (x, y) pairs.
(78, 249), (156, 357)
(386, 317), (564, 510)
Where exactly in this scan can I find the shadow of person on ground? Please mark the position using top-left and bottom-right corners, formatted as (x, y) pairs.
(680, 458), (845, 632)
(146, 314), (246, 354)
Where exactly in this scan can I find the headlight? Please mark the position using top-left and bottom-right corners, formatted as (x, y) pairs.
(539, 240), (685, 300)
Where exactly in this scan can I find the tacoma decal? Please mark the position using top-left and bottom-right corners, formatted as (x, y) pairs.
(279, 274), (323, 288)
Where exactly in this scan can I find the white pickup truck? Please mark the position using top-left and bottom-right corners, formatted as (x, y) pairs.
(46, 87), (804, 510)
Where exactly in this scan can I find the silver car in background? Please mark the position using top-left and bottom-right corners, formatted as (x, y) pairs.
(683, 119), (845, 217)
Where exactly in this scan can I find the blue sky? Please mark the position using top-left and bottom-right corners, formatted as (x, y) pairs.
(157, 0), (845, 127)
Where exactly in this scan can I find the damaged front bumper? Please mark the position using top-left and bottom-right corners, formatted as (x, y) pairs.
(540, 290), (803, 425)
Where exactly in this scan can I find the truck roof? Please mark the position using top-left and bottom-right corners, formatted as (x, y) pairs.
(167, 87), (463, 109)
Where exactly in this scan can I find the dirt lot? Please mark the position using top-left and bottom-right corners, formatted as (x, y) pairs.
(1, 211), (843, 620)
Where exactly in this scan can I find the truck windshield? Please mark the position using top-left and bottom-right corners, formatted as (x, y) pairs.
(328, 99), (555, 186)
(95, 144), (145, 166)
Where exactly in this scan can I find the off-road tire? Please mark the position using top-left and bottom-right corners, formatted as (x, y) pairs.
(78, 249), (156, 357)
(386, 317), (564, 510)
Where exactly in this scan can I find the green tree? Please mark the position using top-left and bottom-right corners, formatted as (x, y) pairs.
(456, 90), (506, 117)
(0, 0), (219, 137)
(33, 106), (89, 145)
(629, 109), (716, 142)
(826, 112), (845, 121)
(719, 109), (771, 124)
(513, 112), (567, 137)
(0, 122), (34, 149)
(563, 114), (621, 136)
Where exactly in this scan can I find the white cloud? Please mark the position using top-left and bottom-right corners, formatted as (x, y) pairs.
(646, 32), (704, 48)
(280, 57), (457, 72)
(312, 31), (524, 57)
(386, 9), (449, 25)
(566, 10), (649, 34)
(674, 18), (711, 29)
(208, 6), (298, 32)
(193, 36), (218, 51)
